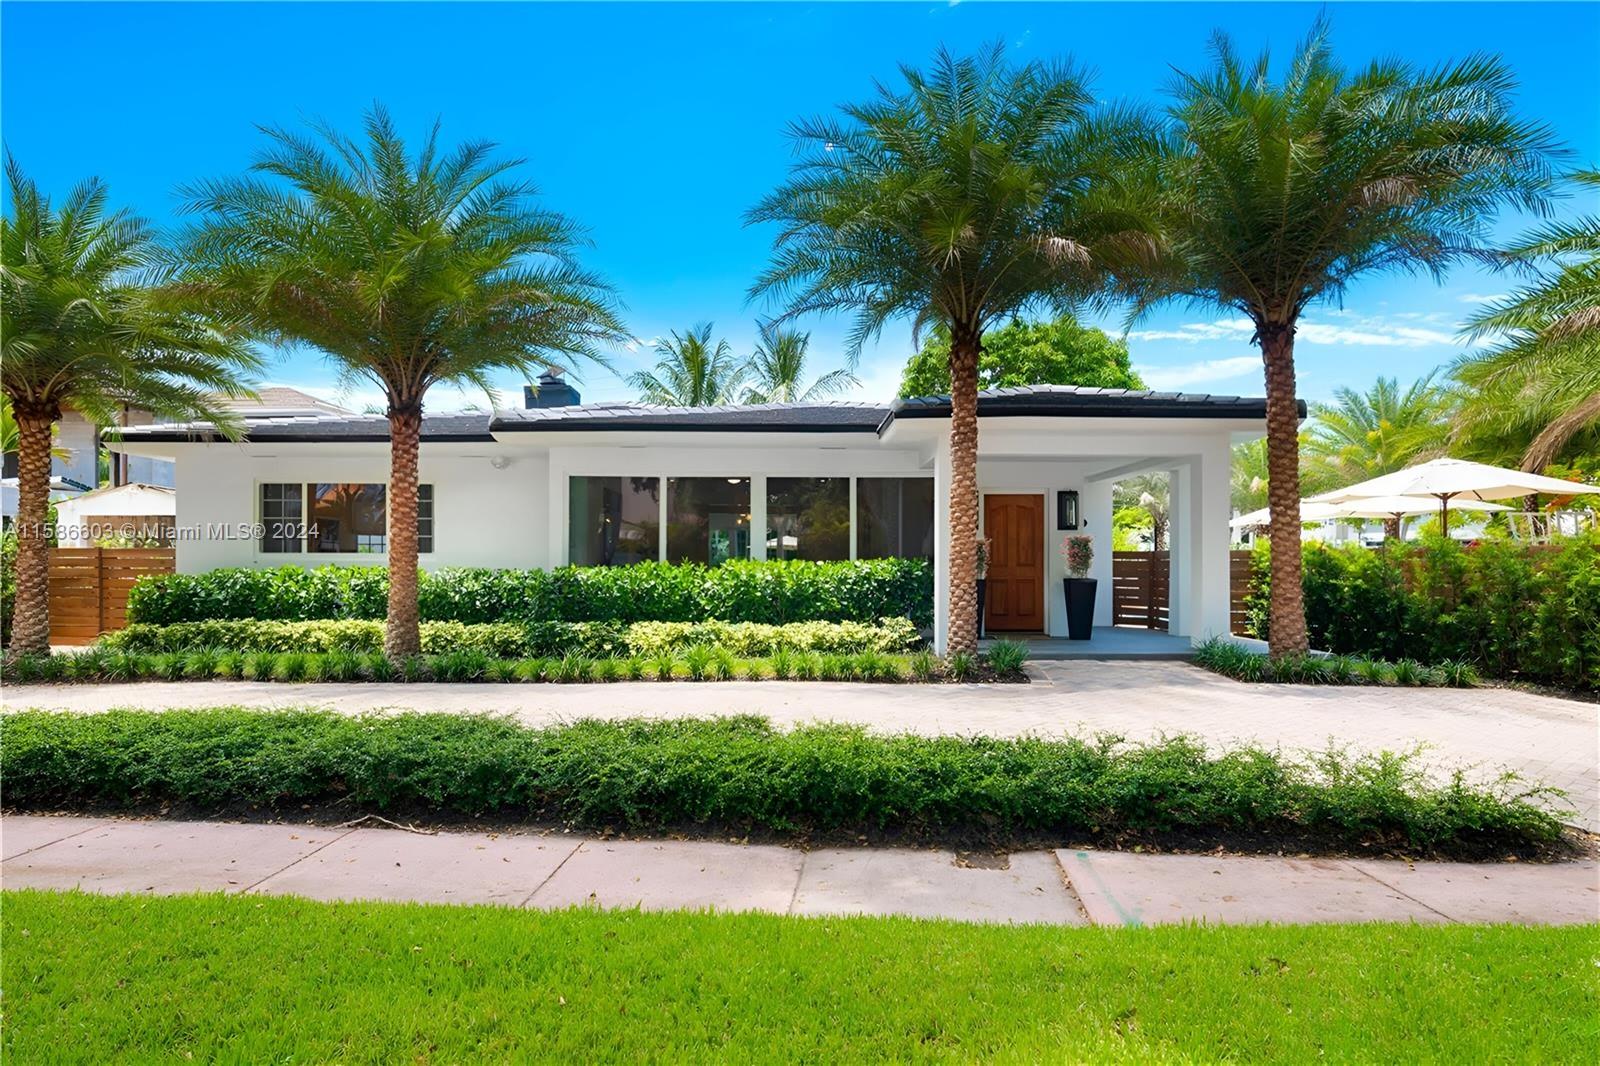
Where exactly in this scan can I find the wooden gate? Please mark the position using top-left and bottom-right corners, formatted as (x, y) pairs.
(1112, 550), (1170, 630)
(47, 547), (175, 645)
(1112, 549), (1258, 635)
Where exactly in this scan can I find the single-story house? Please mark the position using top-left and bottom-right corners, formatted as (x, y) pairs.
(109, 374), (1295, 652)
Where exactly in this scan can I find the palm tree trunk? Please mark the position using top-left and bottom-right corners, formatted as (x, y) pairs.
(9, 403), (58, 654)
(384, 405), (423, 659)
(1258, 324), (1309, 657)
(946, 322), (981, 655)
(1384, 516), (1402, 541)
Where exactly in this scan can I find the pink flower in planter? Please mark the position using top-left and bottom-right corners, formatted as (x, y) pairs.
(1062, 534), (1094, 579)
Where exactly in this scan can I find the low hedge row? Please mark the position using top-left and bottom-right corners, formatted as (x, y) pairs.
(2, 644), (1023, 684)
(1193, 640), (1481, 687)
(99, 617), (923, 659)
(1245, 533), (1600, 690)
(0, 710), (1565, 856)
(126, 558), (935, 628)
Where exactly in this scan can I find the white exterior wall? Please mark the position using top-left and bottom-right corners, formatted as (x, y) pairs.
(127, 414), (1248, 651)
(168, 444), (548, 573)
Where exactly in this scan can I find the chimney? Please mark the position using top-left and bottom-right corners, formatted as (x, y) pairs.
(524, 368), (581, 409)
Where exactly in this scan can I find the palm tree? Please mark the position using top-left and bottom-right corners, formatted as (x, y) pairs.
(626, 324), (747, 406)
(1454, 170), (1600, 471)
(1303, 374), (1452, 494)
(741, 323), (857, 404)
(1230, 438), (1271, 515)
(749, 46), (1152, 653)
(1117, 20), (1559, 655)
(180, 106), (623, 657)
(1, 158), (257, 655)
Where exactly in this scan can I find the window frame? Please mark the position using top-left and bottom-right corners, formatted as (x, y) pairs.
(255, 480), (435, 558)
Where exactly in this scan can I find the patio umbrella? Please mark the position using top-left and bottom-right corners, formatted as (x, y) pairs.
(1229, 495), (1508, 533)
(1309, 458), (1598, 531)
(1229, 500), (1350, 528)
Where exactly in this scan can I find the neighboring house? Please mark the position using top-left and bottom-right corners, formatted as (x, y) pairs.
(109, 376), (1291, 652)
(53, 483), (178, 547)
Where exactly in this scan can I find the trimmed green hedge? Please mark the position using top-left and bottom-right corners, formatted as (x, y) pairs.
(0, 710), (1566, 855)
(98, 617), (922, 659)
(1193, 639), (1481, 687)
(126, 559), (934, 629)
(1247, 533), (1600, 690)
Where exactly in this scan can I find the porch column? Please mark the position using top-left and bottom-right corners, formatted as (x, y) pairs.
(1080, 478), (1114, 628)
(1168, 463), (1191, 636)
(1192, 438), (1233, 640)
(931, 433), (952, 655)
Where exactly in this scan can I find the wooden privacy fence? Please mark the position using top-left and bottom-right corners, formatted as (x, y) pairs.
(1111, 550), (1257, 635)
(47, 547), (175, 646)
(1111, 550), (1170, 630)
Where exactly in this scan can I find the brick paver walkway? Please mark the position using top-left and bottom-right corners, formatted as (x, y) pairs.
(6, 661), (1596, 830)
(5, 816), (1595, 926)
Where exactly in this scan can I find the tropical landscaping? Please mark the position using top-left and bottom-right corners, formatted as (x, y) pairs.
(2, 8), (1597, 1063)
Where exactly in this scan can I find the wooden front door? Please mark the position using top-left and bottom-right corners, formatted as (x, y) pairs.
(983, 494), (1045, 632)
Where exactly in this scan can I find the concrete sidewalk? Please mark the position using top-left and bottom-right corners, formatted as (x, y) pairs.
(4, 815), (1595, 926)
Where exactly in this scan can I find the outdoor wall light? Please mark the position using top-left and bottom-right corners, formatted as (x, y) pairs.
(1057, 490), (1079, 531)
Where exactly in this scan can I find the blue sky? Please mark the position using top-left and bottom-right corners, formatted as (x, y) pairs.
(4, 1), (1597, 411)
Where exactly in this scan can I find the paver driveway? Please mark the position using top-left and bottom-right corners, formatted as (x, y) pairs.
(5, 661), (1596, 830)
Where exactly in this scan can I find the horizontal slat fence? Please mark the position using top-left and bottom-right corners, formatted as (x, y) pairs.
(1112, 549), (1258, 636)
(1111, 550), (1170, 630)
(47, 548), (175, 646)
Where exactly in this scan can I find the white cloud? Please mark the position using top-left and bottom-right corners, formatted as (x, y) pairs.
(1458, 292), (1508, 305)
(1129, 314), (1464, 349)
(1133, 355), (1260, 390)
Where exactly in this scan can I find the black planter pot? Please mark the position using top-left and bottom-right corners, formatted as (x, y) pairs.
(1063, 577), (1097, 640)
(976, 578), (987, 639)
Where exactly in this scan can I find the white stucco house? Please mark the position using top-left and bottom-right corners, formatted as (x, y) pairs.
(109, 374), (1292, 653)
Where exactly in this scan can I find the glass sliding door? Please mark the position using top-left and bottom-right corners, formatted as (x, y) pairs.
(666, 477), (750, 565)
(766, 477), (850, 561)
(568, 476), (661, 565)
(855, 477), (935, 560)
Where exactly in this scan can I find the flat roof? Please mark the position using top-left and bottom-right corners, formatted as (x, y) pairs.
(112, 385), (1295, 445)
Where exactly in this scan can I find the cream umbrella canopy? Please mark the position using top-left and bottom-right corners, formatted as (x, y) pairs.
(1310, 458), (1596, 531)
(1230, 495), (1509, 531)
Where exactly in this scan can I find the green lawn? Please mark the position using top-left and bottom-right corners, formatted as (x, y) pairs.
(4, 891), (1596, 1062)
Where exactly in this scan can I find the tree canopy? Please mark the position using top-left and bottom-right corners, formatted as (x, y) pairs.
(897, 316), (1144, 398)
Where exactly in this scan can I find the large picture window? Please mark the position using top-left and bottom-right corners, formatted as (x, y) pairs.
(856, 477), (935, 560)
(667, 477), (750, 565)
(308, 483), (388, 553)
(258, 482), (433, 554)
(569, 476), (660, 565)
(766, 477), (849, 561)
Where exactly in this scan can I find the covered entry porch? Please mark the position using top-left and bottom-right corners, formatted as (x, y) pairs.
(881, 399), (1249, 655)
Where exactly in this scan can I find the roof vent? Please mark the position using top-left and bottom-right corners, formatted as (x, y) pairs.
(524, 368), (581, 409)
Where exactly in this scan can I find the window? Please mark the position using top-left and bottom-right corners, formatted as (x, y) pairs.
(856, 477), (935, 560)
(258, 482), (433, 555)
(417, 485), (435, 554)
(766, 477), (850, 561)
(259, 483), (303, 554)
(308, 483), (388, 553)
(667, 477), (750, 565)
(568, 476), (660, 565)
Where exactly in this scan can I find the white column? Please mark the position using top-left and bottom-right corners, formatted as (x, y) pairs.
(1080, 479), (1115, 630)
(932, 434), (952, 654)
(1168, 463), (1191, 636)
(1193, 437), (1233, 641)
(546, 450), (568, 570)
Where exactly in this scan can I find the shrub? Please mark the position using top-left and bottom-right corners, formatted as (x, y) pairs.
(128, 558), (935, 628)
(985, 639), (1028, 676)
(1193, 639), (1476, 688)
(102, 617), (918, 661)
(1248, 534), (1599, 689)
(0, 710), (1566, 857)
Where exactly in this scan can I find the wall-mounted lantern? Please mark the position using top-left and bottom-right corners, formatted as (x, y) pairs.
(1057, 490), (1080, 531)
